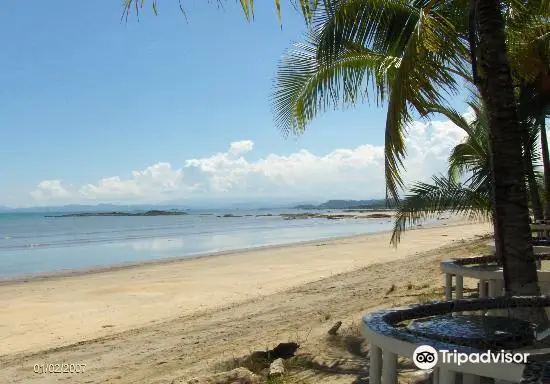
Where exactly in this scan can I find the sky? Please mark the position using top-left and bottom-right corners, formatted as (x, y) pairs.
(1, 1), (471, 207)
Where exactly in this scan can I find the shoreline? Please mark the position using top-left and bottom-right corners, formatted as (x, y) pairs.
(0, 220), (491, 356)
(0, 227), (492, 383)
(0, 217), (466, 285)
(0, 232), (391, 285)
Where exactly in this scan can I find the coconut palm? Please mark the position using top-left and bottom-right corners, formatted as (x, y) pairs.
(506, 2), (550, 219)
(390, 96), (543, 245)
(273, 0), (549, 203)
(517, 84), (550, 218)
(272, 0), (549, 312)
(273, 0), (471, 204)
(472, 1), (547, 325)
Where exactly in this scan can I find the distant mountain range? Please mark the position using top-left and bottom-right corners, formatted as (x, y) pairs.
(0, 198), (387, 213)
(294, 199), (388, 210)
(0, 200), (319, 213)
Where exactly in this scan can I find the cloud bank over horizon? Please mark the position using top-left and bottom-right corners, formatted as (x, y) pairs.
(28, 116), (468, 207)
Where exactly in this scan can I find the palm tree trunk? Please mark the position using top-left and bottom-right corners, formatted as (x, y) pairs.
(477, 0), (546, 325)
(541, 119), (550, 219)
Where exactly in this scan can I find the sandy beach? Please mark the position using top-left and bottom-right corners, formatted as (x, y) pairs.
(0, 220), (491, 383)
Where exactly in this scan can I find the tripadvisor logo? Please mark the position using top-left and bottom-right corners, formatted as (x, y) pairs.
(412, 345), (530, 369)
(413, 345), (438, 369)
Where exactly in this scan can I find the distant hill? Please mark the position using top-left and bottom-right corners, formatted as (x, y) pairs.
(295, 199), (388, 210)
(1, 199), (388, 214)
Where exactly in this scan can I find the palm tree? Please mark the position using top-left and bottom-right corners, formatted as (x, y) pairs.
(473, 0), (547, 326)
(506, 4), (550, 220)
(391, 97), (542, 245)
(273, 0), (471, 204)
(272, 0), (549, 311)
(518, 85), (550, 219)
(273, 0), (550, 203)
(391, 100), (490, 244)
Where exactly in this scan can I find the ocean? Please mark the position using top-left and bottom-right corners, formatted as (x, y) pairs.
(0, 210), (395, 279)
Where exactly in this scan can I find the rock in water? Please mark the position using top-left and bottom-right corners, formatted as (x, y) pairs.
(269, 358), (285, 377)
(183, 368), (261, 384)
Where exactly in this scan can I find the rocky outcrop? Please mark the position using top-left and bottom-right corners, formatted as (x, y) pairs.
(280, 213), (393, 220)
(366, 213), (393, 218)
(294, 199), (387, 210)
(45, 210), (188, 218)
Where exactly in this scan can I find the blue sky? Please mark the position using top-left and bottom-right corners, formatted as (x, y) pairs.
(1, 1), (469, 207)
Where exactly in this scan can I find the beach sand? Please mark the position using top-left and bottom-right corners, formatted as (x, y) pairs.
(0, 220), (491, 383)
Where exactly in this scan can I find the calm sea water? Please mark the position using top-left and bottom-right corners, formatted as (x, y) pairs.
(0, 210), (395, 278)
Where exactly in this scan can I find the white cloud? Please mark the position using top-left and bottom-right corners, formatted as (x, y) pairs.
(185, 144), (384, 195)
(31, 163), (187, 203)
(403, 118), (468, 184)
(30, 180), (72, 201)
(228, 140), (254, 156)
(78, 162), (185, 200)
(29, 116), (469, 204)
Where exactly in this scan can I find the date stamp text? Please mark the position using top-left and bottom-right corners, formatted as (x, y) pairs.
(33, 363), (87, 374)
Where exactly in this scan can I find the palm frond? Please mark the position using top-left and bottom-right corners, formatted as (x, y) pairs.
(121, 0), (320, 22)
(392, 87), (546, 245)
(507, 18), (550, 82)
(309, 0), (469, 201)
(272, 34), (400, 135)
(424, 104), (475, 136)
(313, 0), (419, 59)
(503, 0), (550, 28)
(384, 8), (469, 200)
(390, 175), (491, 245)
